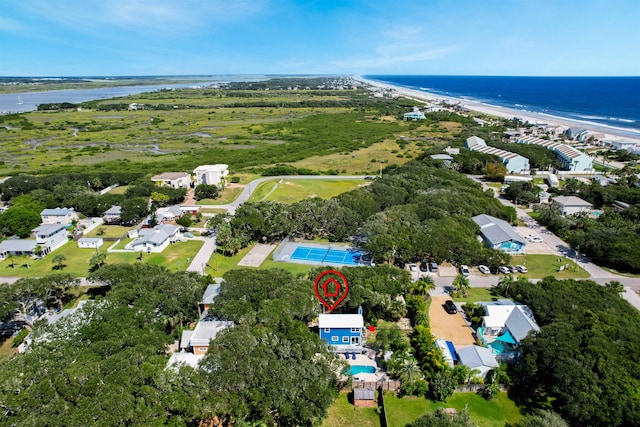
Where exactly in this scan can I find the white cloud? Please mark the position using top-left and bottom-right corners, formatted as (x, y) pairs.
(331, 44), (459, 72)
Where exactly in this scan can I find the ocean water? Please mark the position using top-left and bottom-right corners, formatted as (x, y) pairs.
(365, 75), (640, 132)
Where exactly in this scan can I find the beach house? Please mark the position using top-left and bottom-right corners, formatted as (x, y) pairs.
(32, 224), (68, 254)
(180, 320), (234, 355)
(472, 214), (526, 254)
(125, 224), (181, 252)
(318, 313), (364, 353)
(455, 345), (499, 379)
(481, 300), (540, 345)
(151, 172), (191, 189)
(403, 107), (426, 121)
(466, 136), (530, 174)
(103, 205), (122, 224)
(40, 207), (76, 226)
(551, 196), (593, 216)
(193, 164), (229, 188)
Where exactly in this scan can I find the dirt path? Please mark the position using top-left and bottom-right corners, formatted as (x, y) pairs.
(429, 295), (475, 347)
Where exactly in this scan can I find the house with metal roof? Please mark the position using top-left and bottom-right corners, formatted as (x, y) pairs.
(126, 224), (181, 252)
(103, 205), (122, 224)
(466, 136), (530, 174)
(515, 135), (593, 172)
(199, 283), (221, 316)
(32, 224), (68, 253)
(40, 207), (76, 225)
(318, 313), (365, 353)
(481, 300), (540, 344)
(472, 214), (526, 254)
(456, 345), (499, 378)
(551, 195), (593, 216)
(180, 320), (234, 355)
(77, 237), (104, 249)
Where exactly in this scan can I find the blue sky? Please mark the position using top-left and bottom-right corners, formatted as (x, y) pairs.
(1, 0), (639, 76)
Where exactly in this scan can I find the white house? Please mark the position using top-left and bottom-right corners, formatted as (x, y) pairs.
(466, 136), (530, 174)
(77, 237), (104, 249)
(193, 164), (229, 187)
(103, 205), (122, 224)
(551, 196), (593, 216)
(403, 107), (426, 121)
(32, 224), (68, 254)
(456, 345), (499, 379)
(40, 208), (76, 226)
(611, 139), (639, 151)
(126, 224), (181, 252)
(481, 300), (540, 344)
(151, 172), (191, 189)
(155, 206), (184, 224)
(0, 239), (38, 258)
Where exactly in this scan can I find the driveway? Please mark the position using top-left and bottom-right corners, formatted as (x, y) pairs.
(429, 295), (476, 347)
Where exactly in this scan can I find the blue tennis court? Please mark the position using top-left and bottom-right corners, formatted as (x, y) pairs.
(290, 245), (363, 266)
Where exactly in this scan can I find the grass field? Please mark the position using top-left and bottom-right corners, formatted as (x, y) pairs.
(0, 239), (203, 278)
(321, 392), (380, 427)
(512, 254), (589, 279)
(384, 392), (522, 427)
(84, 225), (133, 238)
(197, 186), (244, 205)
(451, 287), (497, 304)
(106, 185), (129, 195)
(248, 179), (366, 203)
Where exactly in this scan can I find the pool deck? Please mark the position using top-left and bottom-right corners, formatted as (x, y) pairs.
(342, 353), (385, 382)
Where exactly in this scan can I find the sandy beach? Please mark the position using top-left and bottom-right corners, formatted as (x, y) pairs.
(355, 76), (640, 143)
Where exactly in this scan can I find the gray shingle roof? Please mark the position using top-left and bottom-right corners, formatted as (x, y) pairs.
(0, 239), (37, 253)
(32, 224), (67, 236)
(505, 305), (540, 342)
(354, 388), (375, 400)
(40, 207), (70, 216)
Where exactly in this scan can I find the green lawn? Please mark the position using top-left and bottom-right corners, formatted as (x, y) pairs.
(384, 392), (522, 427)
(197, 186), (244, 205)
(84, 225), (133, 238)
(0, 239), (204, 278)
(451, 287), (497, 304)
(248, 180), (279, 202)
(266, 179), (366, 204)
(512, 254), (589, 279)
(106, 185), (129, 195)
(322, 392), (380, 427)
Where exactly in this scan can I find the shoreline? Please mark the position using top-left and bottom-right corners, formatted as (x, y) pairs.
(354, 75), (640, 143)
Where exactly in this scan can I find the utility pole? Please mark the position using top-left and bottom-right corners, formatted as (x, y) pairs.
(574, 245), (580, 271)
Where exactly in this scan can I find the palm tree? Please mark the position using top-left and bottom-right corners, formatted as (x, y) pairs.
(52, 254), (66, 270)
(398, 358), (424, 384)
(452, 273), (470, 297)
(412, 276), (435, 297)
(414, 309), (429, 326)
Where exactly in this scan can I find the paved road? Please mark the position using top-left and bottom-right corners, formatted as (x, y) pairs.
(203, 175), (373, 215)
(186, 236), (217, 275)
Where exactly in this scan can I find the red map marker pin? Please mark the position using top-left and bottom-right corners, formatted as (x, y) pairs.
(314, 270), (349, 312)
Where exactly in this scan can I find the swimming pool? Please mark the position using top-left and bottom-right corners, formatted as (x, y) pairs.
(345, 365), (376, 375)
(290, 245), (363, 266)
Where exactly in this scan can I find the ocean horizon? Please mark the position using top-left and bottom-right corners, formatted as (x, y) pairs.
(364, 75), (640, 134)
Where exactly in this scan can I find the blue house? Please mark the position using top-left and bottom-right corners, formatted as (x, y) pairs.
(318, 313), (364, 353)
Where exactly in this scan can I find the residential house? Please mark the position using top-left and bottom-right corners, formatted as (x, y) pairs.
(403, 107), (426, 121)
(77, 237), (103, 249)
(466, 136), (530, 174)
(103, 205), (122, 224)
(193, 164), (229, 187)
(40, 207), (76, 226)
(126, 224), (181, 252)
(0, 239), (38, 259)
(611, 139), (639, 151)
(318, 313), (364, 353)
(472, 214), (526, 254)
(456, 345), (499, 379)
(180, 320), (234, 355)
(32, 224), (68, 254)
(481, 300), (540, 347)
(199, 283), (221, 316)
(565, 127), (586, 140)
(551, 196), (593, 216)
(155, 206), (184, 224)
(430, 154), (454, 166)
(151, 172), (191, 189)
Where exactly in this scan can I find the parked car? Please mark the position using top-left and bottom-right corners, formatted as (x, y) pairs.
(460, 265), (470, 276)
(498, 265), (510, 274)
(516, 265), (528, 273)
(409, 264), (418, 272)
(478, 265), (490, 274)
(490, 266), (499, 275)
(419, 263), (428, 272)
(530, 236), (543, 243)
(429, 262), (439, 272)
(508, 265), (518, 273)
(444, 300), (458, 314)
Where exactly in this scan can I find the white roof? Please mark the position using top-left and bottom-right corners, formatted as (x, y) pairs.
(318, 313), (363, 329)
(189, 320), (234, 347)
(166, 352), (204, 370)
(482, 303), (516, 329)
(78, 237), (103, 243)
(552, 195), (592, 207)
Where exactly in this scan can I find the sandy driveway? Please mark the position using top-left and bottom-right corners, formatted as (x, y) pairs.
(429, 296), (476, 347)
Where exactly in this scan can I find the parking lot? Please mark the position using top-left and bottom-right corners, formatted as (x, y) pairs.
(514, 226), (557, 255)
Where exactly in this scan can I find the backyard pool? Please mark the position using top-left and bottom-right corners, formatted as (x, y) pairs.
(345, 365), (376, 376)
